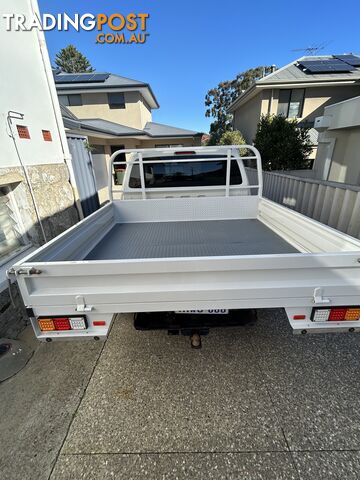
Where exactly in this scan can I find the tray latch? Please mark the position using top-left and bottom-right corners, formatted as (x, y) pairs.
(313, 287), (330, 305)
(75, 295), (93, 312)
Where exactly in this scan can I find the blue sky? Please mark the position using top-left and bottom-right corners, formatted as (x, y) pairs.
(38, 0), (360, 133)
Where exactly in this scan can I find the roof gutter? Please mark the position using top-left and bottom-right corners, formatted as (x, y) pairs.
(145, 133), (203, 138)
(262, 80), (358, 88)
(63, 118), (146, 137)
(63, 118), (202, 139)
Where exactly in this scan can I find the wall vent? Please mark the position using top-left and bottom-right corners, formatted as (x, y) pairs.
(42, 130), (52, 142)
(16, 125), (30, 139)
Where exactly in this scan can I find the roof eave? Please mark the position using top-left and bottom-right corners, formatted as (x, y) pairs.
(146, 133), (203, 138)
(227, 84), (259, 113)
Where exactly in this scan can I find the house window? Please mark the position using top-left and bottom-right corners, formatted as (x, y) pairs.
(58, 94), (83, 106)
(108, 93), (125, 109)
(277, 89), (305, 118)
(0, 187), (26, 263)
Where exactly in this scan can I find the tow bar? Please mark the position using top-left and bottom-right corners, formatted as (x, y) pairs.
(134, 309), (257, 349)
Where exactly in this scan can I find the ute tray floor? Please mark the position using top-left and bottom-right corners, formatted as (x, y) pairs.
(85, 219), (298, 260)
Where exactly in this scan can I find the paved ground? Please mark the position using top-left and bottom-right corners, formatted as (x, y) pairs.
(1, 310), (360, 479)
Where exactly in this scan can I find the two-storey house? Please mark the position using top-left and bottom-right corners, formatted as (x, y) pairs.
(55, 72), (202, 202)
(228, 55), (360, 159)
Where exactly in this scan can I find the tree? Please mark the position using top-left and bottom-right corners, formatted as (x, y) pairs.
(55, 45), (94, 73)
(254, 114), (313, 171)
(219, 130), (246, 146)
(205, 66), (273, 144)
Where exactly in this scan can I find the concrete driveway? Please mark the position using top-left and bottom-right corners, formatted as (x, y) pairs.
(1, 310), (360, 479)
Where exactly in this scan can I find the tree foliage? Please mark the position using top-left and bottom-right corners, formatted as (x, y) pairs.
(254, 115), (313, 171)
(205, 66), (273, 144)
(219, 130), (246, 146)
(55, 45), (94, 73)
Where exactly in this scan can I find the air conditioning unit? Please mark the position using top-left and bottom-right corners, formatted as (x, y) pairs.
(314, 115), (331, 132)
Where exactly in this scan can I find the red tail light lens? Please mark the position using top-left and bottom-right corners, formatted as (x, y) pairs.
(53, 318), (71, 330)
(328, 308), (347, 321)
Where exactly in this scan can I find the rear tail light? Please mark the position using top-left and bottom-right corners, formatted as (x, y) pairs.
(38, 319), (56, 331)
(69, 317), (87, 330)
(328, 308), (347, 321)
(38, 316), (87, 332)
(312, 307), (360, 322)
(53, 318), (71, 330)
(345, 308), (360, 320)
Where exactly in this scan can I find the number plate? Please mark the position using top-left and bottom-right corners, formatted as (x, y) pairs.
(175, 309), (229, 315)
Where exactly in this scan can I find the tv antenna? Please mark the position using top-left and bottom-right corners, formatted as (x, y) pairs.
(292, 42), (331, 55)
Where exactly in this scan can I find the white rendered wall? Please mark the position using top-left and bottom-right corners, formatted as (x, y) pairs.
(0, 0), (68, 167)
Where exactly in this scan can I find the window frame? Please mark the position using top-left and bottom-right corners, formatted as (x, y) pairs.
(277, 88), (305, 118)
(108, 92), (126, 109)
(58, 94), (83, 107)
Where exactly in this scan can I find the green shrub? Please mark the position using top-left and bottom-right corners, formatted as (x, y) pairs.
(254, 114), (312, 171)
(219, 130), (246, 146)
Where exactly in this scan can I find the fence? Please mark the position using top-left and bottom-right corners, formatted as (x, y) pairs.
(247, 169), (360, 239)
(67, 135), (100, 217)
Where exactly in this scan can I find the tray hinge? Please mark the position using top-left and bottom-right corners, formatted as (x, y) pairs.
(8, 267), (42, 277)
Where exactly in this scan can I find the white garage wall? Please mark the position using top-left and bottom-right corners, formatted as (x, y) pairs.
(0, 0), (69, 167)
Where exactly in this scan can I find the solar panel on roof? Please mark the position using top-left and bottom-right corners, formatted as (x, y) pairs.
(54, 72), (110, 84)
(73, 74), (95, 82)
(63, 73), (110, 83)
(91, 73), (110, 82)
(298, 59), (355, 73)
(334, 54), (360, 67)
(54, 75), (78, 83)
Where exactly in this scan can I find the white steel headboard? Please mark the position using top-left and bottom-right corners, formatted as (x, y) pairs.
(107, 145), (263, 201)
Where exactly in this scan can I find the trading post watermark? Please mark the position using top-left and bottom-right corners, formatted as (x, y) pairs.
(2, 12), (150, 45)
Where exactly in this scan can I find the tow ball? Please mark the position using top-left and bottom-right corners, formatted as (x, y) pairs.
(190, 332), (202, 349)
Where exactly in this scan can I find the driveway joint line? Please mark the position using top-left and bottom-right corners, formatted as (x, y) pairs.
(58, 450), (293, 456)
(57, 448), (360, 456)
